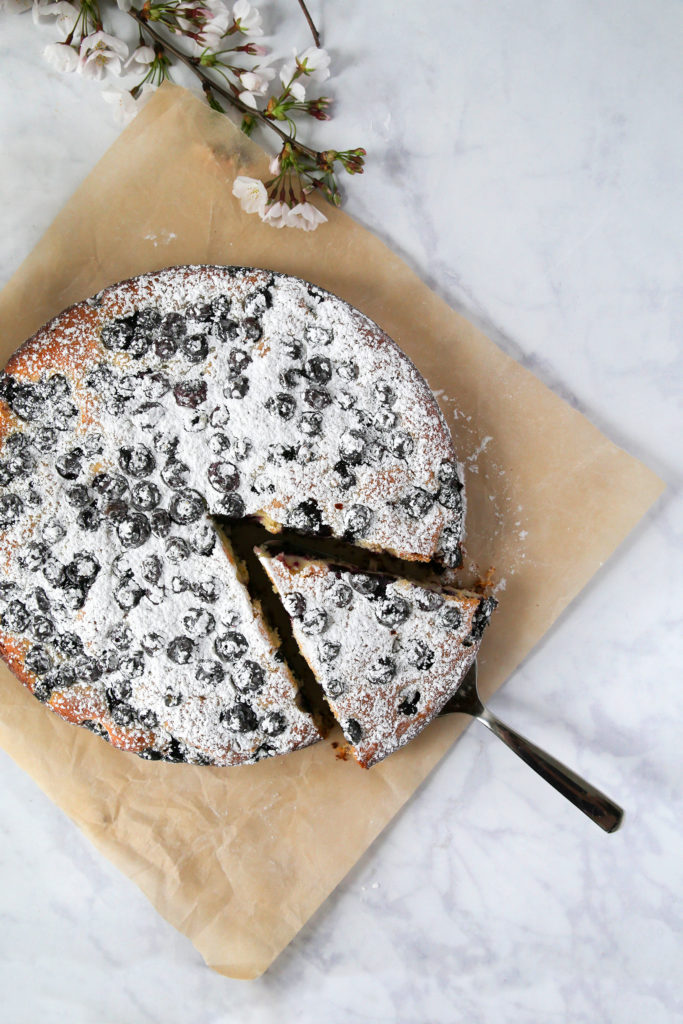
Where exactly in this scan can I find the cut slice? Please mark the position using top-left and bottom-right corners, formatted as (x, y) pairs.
(257, 549), (496, 768)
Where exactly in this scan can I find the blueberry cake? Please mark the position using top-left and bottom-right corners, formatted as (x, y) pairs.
(0, 266), (466, 766)
(258, 550), (495, 768)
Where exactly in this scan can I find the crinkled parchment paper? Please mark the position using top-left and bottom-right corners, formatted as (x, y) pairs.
(0, 85), (664, 979)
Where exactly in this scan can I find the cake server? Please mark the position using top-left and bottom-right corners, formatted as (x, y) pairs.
(439, 661), (624, 833)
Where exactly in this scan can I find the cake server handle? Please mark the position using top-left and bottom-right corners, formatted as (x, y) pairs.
(475, 706), (624, 833)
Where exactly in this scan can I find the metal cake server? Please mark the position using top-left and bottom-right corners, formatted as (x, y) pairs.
(439, 661), (624, 833)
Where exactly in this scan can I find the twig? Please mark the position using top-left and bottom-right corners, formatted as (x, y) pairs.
(130, 11), (320, 164)
(296, 0), (321, 47)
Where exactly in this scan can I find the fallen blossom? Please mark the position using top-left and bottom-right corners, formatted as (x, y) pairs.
(43, 40), (79, 73)
(102, 83), (155, 126)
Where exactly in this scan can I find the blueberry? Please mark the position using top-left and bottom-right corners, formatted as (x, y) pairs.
(227, 348), (251, 376)
(24, 645), (52, 675)
(209, 432), (231, 454)
(104, 500), (130, 524)
(335, 390), (356, 410)
(114, 577), (145, 610)
(192, 577), (221, 603)
(63, 586), (87, 611)
(119, 444), (155, 477)
(232, 438), (252, 462)
(54, 632), (83, 656)
(140, 555), (161, 584)
(376, 594), (411, 627)
(398, 687), (421, 716)
(109, 623), (133, 650)
(280, 367), (302, 389)
(344, 504), (373, 538)
(374, 409), (397, 430)
(241, 317), (262, 342)
(261, 711), (287, 737)
(52, 400), (79, 430)
(2, 599), (29, 631)
(304, 355), (332, 384)
(23, 541), (48, 571)
(221, 701), (258, 733)
(195, 660), (224, 684)
(224, 376), (249, 399)
(235, 660), (265, 693)
(148, 509), (171, 538)
(336, 360), (358, 381)
(282, 338), (302, 360)
(209, 294), (232, 321)
(368, 655), (396, 684)
(405, 639), (435, 670)
(174, 380), (207, 408)
(208, 460), (239, 492)
(101, 317), (134, 352)
(117, 513), (151, 549)
(73, 655), (102, 683)
(167, 636), (195, 664)
(30, 615), (54, 641)
(0, 493), (24, 526)
(92, 472), (129, 500)
(299, 411), (322, 436)
(339, 430), (366, 465)
(65, 551), (100, 586)
(169, 487), (206, 524)
(183, 608), (215, 637)
(304, 387), (331, 410)
(437, 606), (462, 630)
(318, 640), (341, 663)
(209, 406), (230, 428)
(463, 596), (496, 646)
(375, 382), (395, 406)
(161, 458), (190, 490)
(214, 630), (248, 662)
(165, 536), (190, 563)
(141, 631), (164, 655)
(243, 288), (271, 317)
(153, 431), (178, 456)
(191, 522), (216, 556)
(42, 557), (66, 588)
(413, 587), (444, 612)
(34, 426), (58, 451)
(164, 738), (187, 763)
(133, 306), (162, 343)
(301, 607), (327, 635)
(350, 574), (381, 598)
(66, 484), (90, 507)
(329, 582), (353, 608)
(390, 431), (414, 459)
(33, 676), (57, 703)
(215, 318), (240, 343)
(400, 487), (435, 520)
(131, 480), (161, 511)
(325, 678), (346, 699)
(304, 324), (332, 346)
(438, 460), (460, 484)
(56, 663), (77, 687)
(267, 393), (296, 420)
(286, 498), (323, 534)
(55, 448), (83, 480)
(138, 709), (159, 730)
(6, 446), (35, 479)
(158, 311), (187, 354)
(182, 334), (209, 363)
(283, 592), (306, 618)
(111, 702), (137, 727)
(345, 718), (362, 744)
(438, 483), (463, 510)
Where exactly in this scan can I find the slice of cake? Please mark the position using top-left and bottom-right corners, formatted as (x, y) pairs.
(257, 549), (496, 768)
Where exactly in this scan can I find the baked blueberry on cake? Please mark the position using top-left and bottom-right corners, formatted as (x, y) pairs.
(0, 266), (469, 766)
(257, 550), (495, 768)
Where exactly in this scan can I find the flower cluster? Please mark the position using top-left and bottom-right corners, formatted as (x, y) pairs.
(5, 0), (365, 229)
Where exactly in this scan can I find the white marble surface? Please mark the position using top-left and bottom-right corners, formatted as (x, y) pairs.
(1, 2), (682, 1021)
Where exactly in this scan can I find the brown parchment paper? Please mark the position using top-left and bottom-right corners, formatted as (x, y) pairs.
(0, 84), (664, 979)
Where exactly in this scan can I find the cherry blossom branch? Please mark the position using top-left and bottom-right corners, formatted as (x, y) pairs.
(296, 0), (320, 47)
(130, 9), (321, 163)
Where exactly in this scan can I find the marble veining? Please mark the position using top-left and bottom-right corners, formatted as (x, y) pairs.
(0, 2), (682, 1022)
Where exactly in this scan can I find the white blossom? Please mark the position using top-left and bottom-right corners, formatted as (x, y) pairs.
(102, 83), (155, 126)
(1, 0), (32, 12)
(233, 0), (263, 36)
(268, 154), (281, 175)
(232, 176), (267, 216)
(260, 201), (291, 229)
(287, 202), (328, 231)
(32, 0), (78, 35)
(43, 40), (79, 73)
(238, 66), (275, 108)
(280, 46), (331, 89)
(125, 45), (155, 71)
(79, 32), (129, 79)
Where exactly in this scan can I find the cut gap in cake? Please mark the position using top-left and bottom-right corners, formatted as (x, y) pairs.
(256, 546), (496, 769)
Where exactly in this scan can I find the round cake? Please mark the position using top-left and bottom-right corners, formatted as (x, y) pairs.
(0, 266), (465, 765)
